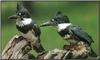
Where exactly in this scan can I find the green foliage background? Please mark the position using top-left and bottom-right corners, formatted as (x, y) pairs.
(1, 1), (99, 56)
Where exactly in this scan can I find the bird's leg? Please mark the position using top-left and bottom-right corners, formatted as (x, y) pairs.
(29, 39), (45, 53)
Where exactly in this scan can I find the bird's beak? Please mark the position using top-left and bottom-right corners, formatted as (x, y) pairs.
(40, 21), (54, 27)
(8, 14), (18, 19)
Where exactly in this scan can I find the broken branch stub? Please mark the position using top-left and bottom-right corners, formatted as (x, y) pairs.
(2, 35), (32, 59)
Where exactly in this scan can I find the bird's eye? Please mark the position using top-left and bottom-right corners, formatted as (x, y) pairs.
(51, 19), (55, 22)
(18, 13), (21, 15)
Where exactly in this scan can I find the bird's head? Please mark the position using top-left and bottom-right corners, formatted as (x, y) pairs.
(8, 2), (30, 20)
(40, 11), (70, 27)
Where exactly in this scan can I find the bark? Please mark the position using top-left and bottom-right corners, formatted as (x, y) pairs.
(2, 35), (98, 59)
(2, 35), (32, 59)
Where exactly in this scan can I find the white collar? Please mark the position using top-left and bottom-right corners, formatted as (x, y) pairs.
(58, 23), (72, 31)
(16, 18), (32, 27)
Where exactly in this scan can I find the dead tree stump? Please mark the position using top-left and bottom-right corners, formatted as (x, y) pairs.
(37, 41), (98, 59)
(2, 35), (33, 59)
(2, 35), (98, 59)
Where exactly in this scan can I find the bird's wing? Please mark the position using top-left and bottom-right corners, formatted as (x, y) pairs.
(31, 23), (45, 53)
(30, 20), (41, 37)
(32, 23), (41, 37)
(69, 26), (94, 45)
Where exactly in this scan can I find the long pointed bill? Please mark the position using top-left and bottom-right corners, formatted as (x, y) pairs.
(40, 21), (53, 27)
(8, 14), (18, 19)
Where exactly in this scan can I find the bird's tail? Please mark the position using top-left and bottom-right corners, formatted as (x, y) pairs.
(89, 47), (97, 57)
(33, 39), (45, 53)
(34, 43), (45, 53)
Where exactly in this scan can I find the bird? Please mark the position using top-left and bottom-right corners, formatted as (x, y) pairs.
(40, 11), (97, 57)
(8, 2), (45, 53)
(40, 11), (94, 45)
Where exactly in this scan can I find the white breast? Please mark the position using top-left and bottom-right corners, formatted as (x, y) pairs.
(21, 30), (38, 43)
(58, 23), (72, 31)
(16, 18), (32, 27)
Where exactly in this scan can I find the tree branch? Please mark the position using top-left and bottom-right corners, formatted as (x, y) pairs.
(2, 35), (32, 59)
(2, 35), (98, 59)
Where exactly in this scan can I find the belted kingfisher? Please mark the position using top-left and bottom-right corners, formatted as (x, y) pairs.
(8, 2), (45, 53)
(40, 11), (94, 46)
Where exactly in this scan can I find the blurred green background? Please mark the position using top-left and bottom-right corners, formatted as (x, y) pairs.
(1, 1), (99, 56)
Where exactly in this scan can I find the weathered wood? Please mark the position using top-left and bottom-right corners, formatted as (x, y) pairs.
(39, 48), (88, 59)
(43, 49), (65, 59)
(63, 41), (91, 59)
(36, 49), (67, 59)
(37, 41), (97, 59)
(2, 35), (32, 59)
(2, 35), (98, 59)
